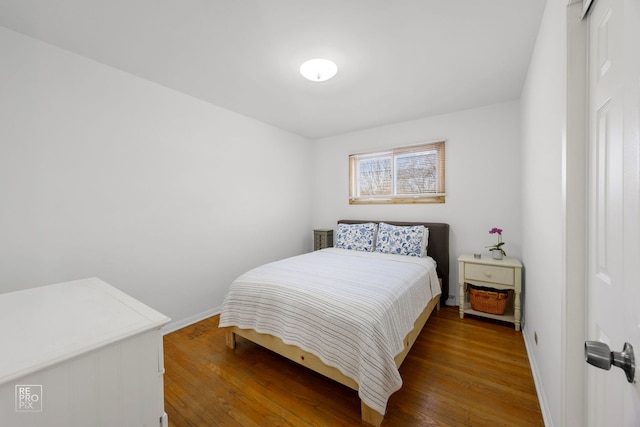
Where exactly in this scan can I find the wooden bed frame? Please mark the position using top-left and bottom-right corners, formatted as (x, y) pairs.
(224, 220), (450, 426)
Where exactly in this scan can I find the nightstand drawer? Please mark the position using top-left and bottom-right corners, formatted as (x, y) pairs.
(464, 263), (514, 286)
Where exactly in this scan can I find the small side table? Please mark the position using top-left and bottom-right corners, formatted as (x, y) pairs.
(458, 254), (523, 331)
(313, 229), (334, 251)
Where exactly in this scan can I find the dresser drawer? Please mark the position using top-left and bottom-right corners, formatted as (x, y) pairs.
(464, 263), (514, 286)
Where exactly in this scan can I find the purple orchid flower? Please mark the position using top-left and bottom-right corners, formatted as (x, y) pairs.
(486, 227), (506, 256)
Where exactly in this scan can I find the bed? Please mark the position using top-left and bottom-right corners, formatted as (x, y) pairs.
(219, 220), (450, 426)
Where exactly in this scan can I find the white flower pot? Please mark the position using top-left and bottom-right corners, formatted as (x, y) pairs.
(492, 250), (503, 260)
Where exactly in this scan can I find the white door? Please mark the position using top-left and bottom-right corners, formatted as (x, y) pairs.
(585, 0), (640, 425)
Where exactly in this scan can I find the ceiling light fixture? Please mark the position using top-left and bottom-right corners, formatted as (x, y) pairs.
(300, 58), (338, 82)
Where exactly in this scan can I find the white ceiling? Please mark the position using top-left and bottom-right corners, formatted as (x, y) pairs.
(0, 0), (546, 139)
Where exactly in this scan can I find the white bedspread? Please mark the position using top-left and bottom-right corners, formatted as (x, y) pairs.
(218, 247), (441, 415)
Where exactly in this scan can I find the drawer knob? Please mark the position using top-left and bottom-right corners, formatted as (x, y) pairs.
(484, 272), (493, 278)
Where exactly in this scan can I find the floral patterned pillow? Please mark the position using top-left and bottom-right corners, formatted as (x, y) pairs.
(335, 222), (377, 252)
(375, 222), (427, 257)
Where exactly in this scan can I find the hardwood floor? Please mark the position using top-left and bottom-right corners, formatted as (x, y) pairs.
(163, 306), (544, 426)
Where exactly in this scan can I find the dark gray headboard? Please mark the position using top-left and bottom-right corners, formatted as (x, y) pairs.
(337, 220), (450, 305)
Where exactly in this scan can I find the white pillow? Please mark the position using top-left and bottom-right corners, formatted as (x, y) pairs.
(422, 226), (429, 257)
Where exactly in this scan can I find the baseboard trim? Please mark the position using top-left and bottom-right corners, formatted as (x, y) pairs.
(163, 306), (221, 334)
(522, 324), (553, 427)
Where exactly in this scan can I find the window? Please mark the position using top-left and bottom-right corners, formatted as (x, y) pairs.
(349, 141), (445, 204)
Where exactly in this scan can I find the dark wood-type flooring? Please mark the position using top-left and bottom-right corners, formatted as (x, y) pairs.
(163, 306), (544, 426)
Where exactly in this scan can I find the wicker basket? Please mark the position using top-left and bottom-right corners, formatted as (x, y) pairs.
(468, 284), (509, 315)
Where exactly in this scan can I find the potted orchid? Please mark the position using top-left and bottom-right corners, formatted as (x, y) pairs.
(486, 227), (506, 260)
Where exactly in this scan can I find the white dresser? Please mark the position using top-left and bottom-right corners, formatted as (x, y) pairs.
(0, 277), (171, 427)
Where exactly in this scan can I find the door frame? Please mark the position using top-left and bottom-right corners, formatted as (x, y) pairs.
(563, 0), (589, 425)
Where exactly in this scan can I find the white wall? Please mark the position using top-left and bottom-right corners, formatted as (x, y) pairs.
(520, 0), (569, 425)
(311, 101), (523, 303)
(0, 27), (313, 331)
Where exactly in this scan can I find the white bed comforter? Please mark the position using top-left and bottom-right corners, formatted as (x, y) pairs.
(218, 247), (441, 415)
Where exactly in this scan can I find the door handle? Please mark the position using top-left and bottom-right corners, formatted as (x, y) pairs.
(585, 341), (636, 383)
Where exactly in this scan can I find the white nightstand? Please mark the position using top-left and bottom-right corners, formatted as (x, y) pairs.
(458, 254), (523, 331)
